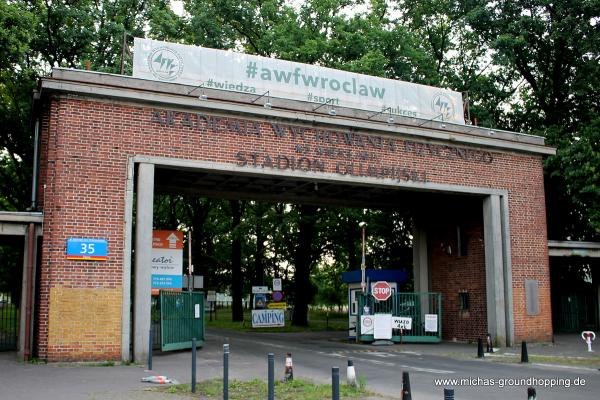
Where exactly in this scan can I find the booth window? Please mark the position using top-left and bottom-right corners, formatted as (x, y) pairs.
(459, 292), (470, 311)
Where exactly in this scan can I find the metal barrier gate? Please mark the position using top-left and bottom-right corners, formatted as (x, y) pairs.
(357, 292), (442, 343)
(160, 291), (205, 351)
(0, 293), (18, 351)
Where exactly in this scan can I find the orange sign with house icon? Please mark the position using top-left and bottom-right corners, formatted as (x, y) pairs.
(152, 230), (183, 249)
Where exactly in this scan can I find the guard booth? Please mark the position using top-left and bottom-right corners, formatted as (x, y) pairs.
(343, 269), (442, 343)
(342, 269), (408, 339)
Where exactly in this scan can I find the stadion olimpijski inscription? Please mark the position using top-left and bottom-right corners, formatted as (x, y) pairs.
(151, 109), (495, 184)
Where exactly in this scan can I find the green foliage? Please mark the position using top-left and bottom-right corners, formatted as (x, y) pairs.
(0, 1), (598, 317)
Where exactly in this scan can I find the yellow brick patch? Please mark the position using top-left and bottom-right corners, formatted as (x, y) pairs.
(48, 287), (122, 353)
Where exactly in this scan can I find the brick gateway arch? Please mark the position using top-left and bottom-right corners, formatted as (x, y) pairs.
(34, 69), (554, 362)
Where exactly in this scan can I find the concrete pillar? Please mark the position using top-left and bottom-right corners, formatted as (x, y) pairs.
(500, 195), (515, 346)
(413, 226), (430, 315)
(483, 195), (507, 346)
(134, 163), (154, 363)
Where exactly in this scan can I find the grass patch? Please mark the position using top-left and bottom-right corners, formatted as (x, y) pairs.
(451, 352), (600, 367)
(89, 361), (115, 367)
(206, 307), (348, 332)
(158, 378), (386, 400)
(527, 354), (600, 367)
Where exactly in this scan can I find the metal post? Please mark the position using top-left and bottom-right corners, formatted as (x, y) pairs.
(477, 338), (484, 358)
(359, 222), (367, 294)
(223, 344), (229, 400)
(401, 371), (412, 400)
(148, 328), (153, 370)
(444, 388), (455, 400)
(521, 341), (529, 363)
(192, 338), (197, 393)
(268, 353), (274, 400)
(332, 367), (340, 400)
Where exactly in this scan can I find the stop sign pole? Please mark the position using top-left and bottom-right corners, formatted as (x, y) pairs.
(359, 222), (367, 293)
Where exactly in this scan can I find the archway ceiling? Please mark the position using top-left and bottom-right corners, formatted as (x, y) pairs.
(153, 166), (483, 211)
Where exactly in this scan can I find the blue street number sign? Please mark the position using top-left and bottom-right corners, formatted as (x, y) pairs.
(66, 238), (108, 261)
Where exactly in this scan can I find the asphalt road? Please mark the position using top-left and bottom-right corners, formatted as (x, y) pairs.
(0, 328), (598, 399)
(195, 329), (599, 400)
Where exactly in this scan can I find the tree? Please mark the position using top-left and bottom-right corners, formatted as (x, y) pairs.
(467, 0), (600, 238)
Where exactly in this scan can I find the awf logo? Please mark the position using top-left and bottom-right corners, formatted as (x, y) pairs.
(431, 93), (455, 121)
(148, 46), (183, 81)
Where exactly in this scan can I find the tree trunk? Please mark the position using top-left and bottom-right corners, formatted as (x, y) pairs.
(230, 200), (244, 322)
(345, 218), (358, 271)
(253, 204), (266, 286)
(292, 205), (317, 326)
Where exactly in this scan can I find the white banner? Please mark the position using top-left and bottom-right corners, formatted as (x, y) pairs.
(133, 38), (465, 124)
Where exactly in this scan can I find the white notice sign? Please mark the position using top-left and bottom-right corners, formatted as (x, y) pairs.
(360, 315), (374, 335)
(252, 309), (285, 328)
(392, 316), (413, 330)
(425, 314), (438, 332)
(374, 314), (393, 340)
(272, 278), (282, 292)
(252, 286), (270, 294)
(194, 304), (200, 319)
(207, 290), (216, 302)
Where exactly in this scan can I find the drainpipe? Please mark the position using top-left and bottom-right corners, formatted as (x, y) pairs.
(24, 222), (35, 361)
(30, 118), (40, 210)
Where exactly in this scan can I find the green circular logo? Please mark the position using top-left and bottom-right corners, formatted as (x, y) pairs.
(148, 46), (183, 81)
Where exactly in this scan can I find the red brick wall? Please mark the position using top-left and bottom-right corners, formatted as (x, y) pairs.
(429, 210), (488, 342)
(37, 94), (552, 360)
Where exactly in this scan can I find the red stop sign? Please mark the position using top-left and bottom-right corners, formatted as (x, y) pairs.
(372, 281), (392, 301)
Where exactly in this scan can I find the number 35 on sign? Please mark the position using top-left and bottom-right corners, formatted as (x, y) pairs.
(66, 238), (108, 261)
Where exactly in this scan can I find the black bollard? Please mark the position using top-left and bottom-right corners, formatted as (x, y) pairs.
(268, 353), (274, 400)
(401, 371), (412, 400)
(477, 338), (484, 358)
(332, 367), (340, 400)
(521, 341), (529, 363)
(148, 328), (153, 370)
(191, 338), (197, 393)
(527, 386), (537, 400)
(444, 388), (455, 400)
(223, 344), (229, 400)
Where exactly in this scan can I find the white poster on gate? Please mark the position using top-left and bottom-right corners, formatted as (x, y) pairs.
(374, 314), (393, 340)
(133, 38), (465, 124)
(425, 314), (438, 332)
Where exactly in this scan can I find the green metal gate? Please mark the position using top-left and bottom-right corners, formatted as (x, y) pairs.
(357, 292), (442, 343)
(160, 291), (205, 351)
(0, 293), (18, 351)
